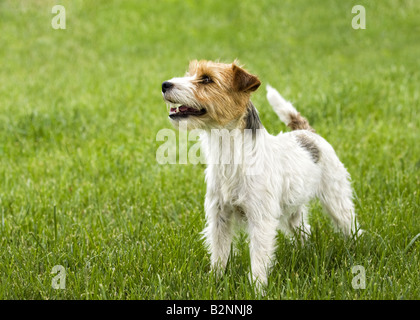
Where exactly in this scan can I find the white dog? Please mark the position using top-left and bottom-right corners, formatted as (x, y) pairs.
(162, 60), (361, 288)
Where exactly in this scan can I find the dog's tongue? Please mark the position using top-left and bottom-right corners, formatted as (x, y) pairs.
(170, 106), (192, 113)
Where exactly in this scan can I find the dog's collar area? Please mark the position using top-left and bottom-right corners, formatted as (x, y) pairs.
(169, 105), (207, 118)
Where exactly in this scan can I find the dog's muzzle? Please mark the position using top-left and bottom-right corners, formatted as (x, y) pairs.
(162, 80), (207, 119)
(162, 81), (173, 93)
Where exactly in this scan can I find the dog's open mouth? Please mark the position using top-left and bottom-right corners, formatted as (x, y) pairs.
(169, 105), (207, 119)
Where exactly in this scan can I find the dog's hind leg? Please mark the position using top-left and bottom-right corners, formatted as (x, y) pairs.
(287, 205), (311, 242)
(278, 205), (311, 244)
(317, 166), (361, 237)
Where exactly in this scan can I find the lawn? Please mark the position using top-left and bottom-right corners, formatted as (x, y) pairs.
(0, 0), (419, 299)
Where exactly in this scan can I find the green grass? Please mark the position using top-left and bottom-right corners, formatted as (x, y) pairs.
(0, 0), (419, 299)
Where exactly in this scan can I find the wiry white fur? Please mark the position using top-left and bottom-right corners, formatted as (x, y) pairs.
(164, 77), (362, 290)
(199, 86), (361, 287)
(163, 75), (201, 109)
(266, 84), (299, 127)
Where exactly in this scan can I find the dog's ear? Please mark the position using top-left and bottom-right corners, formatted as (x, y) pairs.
(232, 64), (261, 93)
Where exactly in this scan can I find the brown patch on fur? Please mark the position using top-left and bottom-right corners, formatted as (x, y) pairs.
(288, 113), (315, 133)
(232, 64), (261, 92)
(295, 133), (320, 163)
(187, 60), (260, 127)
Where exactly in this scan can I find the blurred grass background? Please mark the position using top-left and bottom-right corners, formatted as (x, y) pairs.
(0, 0), (419, 299)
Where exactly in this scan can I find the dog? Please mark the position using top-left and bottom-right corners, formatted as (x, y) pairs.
(161, 60), (361, 288)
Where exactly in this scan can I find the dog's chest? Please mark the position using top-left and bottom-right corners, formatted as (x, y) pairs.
(205, 164), (248, 205)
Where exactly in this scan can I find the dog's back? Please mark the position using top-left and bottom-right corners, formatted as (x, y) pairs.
(267, 85), (361, 237)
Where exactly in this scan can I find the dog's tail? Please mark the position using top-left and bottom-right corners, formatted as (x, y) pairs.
(266, 85), (315, 132)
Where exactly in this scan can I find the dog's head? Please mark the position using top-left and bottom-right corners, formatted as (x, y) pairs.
(162, 60), (261, 130)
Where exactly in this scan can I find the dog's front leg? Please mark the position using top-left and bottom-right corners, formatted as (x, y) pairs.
(202, 194), (233, 275)
(246, 202), (279, 289)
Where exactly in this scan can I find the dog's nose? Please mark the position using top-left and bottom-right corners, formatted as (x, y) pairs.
(162, 81), (174, 93)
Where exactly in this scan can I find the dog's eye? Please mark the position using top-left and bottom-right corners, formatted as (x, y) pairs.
(201, 75), (213, 84)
